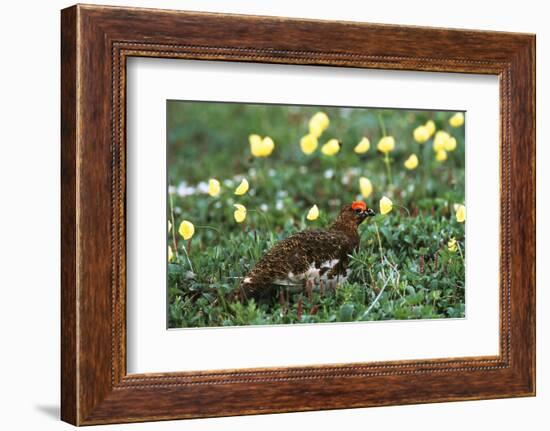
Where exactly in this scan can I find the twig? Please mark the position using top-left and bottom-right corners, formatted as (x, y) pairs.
(372, 222), (402, 301)
(363, 273), (393, 318)
(383, 255), (402, 298)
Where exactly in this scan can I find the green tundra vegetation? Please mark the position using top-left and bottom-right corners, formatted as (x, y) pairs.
(167, 100), (466, 328)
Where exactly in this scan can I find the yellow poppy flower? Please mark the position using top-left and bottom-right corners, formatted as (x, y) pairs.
(377, 136), (395, 154)
(261, 137), (275, 155)
(425, 120), (436, 137)
(308, 112), (330, 138)
(435, 150), (447, 161)
(359, 177), (373, 198)
(354, 137), (370, 154)
(234, 178), (249, 195)
(306, 204), (319, 221)
(168, 245), (174, 262)
(444, 136), (457, 151)
(249, 134), (275, 157)
(404, 154), (419, 170)
(380, 196), (393, 215)
(321, 139), (341, 156)
(233, 204), (247, 223)
(300, 134), (318, 155)
(208, 178), (221, 197)
(448, 237), (458, 252)
(455, 204), (466, 223)
(449, 112), (465, 127)
(433, 130), (450, 152)
(249, 134), (262, 154)
(413, 125), (430, 143)
(178, 220), (195, 240)
(309, 122), (323, 139)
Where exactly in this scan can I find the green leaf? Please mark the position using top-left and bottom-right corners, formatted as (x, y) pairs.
(338, 303), (355, 322)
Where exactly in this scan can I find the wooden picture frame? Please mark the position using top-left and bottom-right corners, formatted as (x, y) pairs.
(61, 4), (535, 425)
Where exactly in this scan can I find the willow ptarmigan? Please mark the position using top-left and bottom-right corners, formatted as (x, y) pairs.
(240, 201), (375, 299)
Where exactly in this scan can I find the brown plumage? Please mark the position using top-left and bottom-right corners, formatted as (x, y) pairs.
(240, 201), (375, 299)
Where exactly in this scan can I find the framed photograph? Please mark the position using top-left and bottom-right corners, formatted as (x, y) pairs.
(61, 4), (536, 425)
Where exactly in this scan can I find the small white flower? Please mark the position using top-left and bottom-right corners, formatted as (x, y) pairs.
(260, 203), (269, 212)
(276, 200), (284, 211)
(299, 166), (308, 174)
(196, 181), (209, 194)
(324, 169), (334, 179)
(176, 182), (195, 197)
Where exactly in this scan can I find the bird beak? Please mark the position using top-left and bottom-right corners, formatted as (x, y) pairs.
(365, 208), (376, 217)
(357, 208), (375, 224)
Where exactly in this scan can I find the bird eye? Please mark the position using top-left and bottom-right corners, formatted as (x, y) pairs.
(354, 208), (362, 214)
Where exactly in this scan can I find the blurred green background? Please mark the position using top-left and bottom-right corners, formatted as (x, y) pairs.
(167, 101), (465, 328)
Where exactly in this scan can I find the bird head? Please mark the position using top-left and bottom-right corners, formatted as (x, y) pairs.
(333, 201), (375, 229)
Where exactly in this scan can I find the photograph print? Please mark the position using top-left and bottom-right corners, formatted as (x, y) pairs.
(167, 100), (466, 328)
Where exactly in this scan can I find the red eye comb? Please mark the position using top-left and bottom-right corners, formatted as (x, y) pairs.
(352, 201), (367, 211)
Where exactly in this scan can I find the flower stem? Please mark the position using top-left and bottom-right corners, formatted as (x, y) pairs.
(195, 225), (221, 236)
(457, 240), (465, 262)
(168, 191), (179, 259)
(248, 209), (271, 231)
(180, 240), (194, 273)
(393, 203), (411, 217)
(373, 222), (386, 276)
(377, 113), (387, 137)
(383, 153), (393, 186)
(377, 114), (393, 186)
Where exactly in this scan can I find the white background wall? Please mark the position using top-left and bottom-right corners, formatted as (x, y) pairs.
(0, 0), (546, 429)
